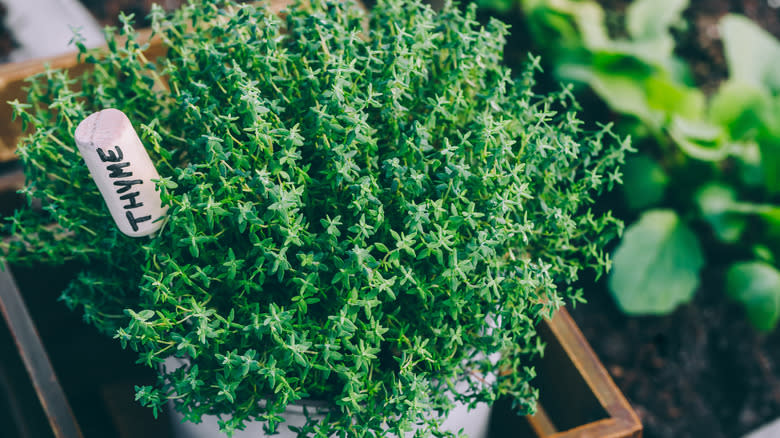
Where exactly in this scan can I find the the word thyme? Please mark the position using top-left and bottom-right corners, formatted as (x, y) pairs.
(5, 0), (629, 435)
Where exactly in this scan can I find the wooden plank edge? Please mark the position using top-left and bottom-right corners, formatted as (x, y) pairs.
(550, 418), (642, 438)
(0, 0), (312, 161)
(543, 308), (641, 437)
(527, 404), (558, 437)
(0, 263), (83, 438)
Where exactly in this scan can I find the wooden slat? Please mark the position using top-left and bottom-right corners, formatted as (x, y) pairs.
(0, 27), (158, 162)
(0, 360), (35, 438)
(0, 263), (83, 438)
(0, 0), (295, 162)
(532, 309), (642, 438)
(552, 418), (641, 438)
(528, 404), (558, 436)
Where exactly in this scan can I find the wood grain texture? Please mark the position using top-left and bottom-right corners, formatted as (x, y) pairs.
(527, 309), (643, 438)
(0, 27), (158, 162)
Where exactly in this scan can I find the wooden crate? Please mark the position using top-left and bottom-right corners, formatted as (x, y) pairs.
(0, 1), (641, 435)
(0, 262), (641, 438)
(488, 308), (642, 438)
(0, 263), (173, 438)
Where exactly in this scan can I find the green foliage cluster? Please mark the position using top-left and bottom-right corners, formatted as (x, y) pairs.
(499, 0), (780, 331)
(4, 0), (626, 435)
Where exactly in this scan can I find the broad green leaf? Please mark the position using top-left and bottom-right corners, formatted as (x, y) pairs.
(626, 0), (688, 64)
(736, 143), (764, 187)
(568, 1), (610, 50)
(609, 38), (674, 68)
(758, 205), (780, 227)
(559, 64), (660, 129)
(720, 14), (780, 93)
(753, 246), (776, 264)
(589, 73), (658, 128)
(726, 262), (780, 331)
(695, 183), (746, 243)
(609, 210), (704, 314)
(524, 9), (584, 53)
(645, 75), (704, 120)
(561, 64), (703, 133)
(759, 138), (780, 194)
(709, 80), (768, 141)
(719, 201), (780, 218)
(475, 0), (515, 12)
(626, 0), (688, 40)
(666, 56), (697, 86)
(671, 117), (722, 143)
(695, 183), (735, 212)
(523, 0), (609, 50)
(590, 50), (654, 76)
(757, 97), (780, 193)
(621, 154), (668, 210)
(669, 116), (730, 162)
(694, 183), (780, 237)
(696, 186), (780, 217)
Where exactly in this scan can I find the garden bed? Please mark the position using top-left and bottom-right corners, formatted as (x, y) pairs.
(571, 271), (780, 438)
(470, 0), (780, 436)
(672, 0), (780, 94)
(567, 1), (780, 438)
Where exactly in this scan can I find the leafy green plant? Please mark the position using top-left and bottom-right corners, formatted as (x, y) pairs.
(609, 209), (703, 314)
(4, 0), (627, 435)
(502, 0), (780, 331)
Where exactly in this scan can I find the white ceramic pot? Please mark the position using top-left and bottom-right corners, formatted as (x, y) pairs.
(168, 400), (329, 438)
(167, 398), (491, 438)
(164, 358), (492, 438)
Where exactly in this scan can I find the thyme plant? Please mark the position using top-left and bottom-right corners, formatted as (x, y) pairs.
(5, 0), (628, 435)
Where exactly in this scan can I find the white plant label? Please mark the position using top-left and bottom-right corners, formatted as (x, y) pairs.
(74, 108), (167, 237)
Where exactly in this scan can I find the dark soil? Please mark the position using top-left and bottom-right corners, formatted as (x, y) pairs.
(567, 2), (780, 438)
(570, 271), (780, 438)
(674, 0), (780, 94)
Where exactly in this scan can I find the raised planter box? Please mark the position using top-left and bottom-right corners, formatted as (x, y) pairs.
(0, 262), (174, 438)
(0, 3), (642, 436)
(495, 308), (642, 438)
(0, 252), (640, 438)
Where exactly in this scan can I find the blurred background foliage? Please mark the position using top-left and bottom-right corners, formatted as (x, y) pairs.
(475, 0), (780, 332)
